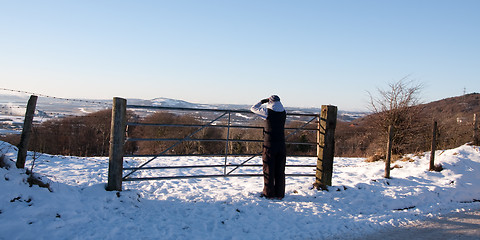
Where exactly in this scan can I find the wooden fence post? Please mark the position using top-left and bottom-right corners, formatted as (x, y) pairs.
(314, 105), (337, 190)
(384, 125), (394, 178)
(474, 114), (478, 146)
(16, 95), (38, 169)
(429, 121), (438, 171)
(106, 97), (127, 191)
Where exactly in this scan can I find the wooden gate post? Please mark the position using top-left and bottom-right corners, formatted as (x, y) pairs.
(107, 97), (127, 191)
(384, 125), (394, 178)
(429, 121), (438, 171)
(314, 105), (337, 190)
(474, 114), (478, 146)
(16, 95), (38, 169)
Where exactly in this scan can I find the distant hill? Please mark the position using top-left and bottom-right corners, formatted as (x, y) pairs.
(352, 93), (480, 124)
(416, 93), (480, 122)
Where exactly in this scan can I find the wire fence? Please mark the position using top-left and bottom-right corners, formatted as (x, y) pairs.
(0, 88), (112, 157)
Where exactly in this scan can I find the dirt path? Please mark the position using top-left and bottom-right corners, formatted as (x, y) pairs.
(356, 209), (480, 240)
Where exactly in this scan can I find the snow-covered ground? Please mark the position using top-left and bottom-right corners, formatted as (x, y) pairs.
(1, 141), (479, 239)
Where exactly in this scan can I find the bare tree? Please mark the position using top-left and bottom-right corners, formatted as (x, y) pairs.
(367, 76), (428, 154)
(368, 76), (422, 117)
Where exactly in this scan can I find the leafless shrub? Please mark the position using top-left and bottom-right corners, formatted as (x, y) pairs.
(367, 76), (430, 155)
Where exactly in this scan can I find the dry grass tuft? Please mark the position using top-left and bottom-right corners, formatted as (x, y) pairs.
(365, 154), (385, 162)
(392, 164), (403, 169)
(365, 153), (404, 163)
(400, 157), (415, 162)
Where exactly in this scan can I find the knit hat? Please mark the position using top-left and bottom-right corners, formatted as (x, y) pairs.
(269, 95), (280, 102)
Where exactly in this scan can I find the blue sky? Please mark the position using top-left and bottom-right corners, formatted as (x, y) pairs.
(1, 1), (479, 111)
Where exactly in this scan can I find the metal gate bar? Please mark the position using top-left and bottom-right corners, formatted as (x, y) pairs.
(126, 138), (317, 145)
(123, 164), (316, 170)
(123, 173), (315, 182)
(127, 104), (318, 117)
(126, 122), (318, 131)
(125, 154), (315, 158)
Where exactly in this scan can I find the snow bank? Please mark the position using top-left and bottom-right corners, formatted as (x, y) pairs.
(1, 141), (479, 239)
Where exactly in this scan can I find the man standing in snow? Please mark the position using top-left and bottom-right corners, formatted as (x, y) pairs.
(250, 95), (287, 199)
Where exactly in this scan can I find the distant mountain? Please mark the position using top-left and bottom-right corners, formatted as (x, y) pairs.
(150, 97), (213, 109)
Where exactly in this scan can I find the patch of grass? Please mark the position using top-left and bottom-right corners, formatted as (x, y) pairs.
(392, 164), (403, 169)
(391, 154), (403, 162)
(414, 152), (425, 158)
(365, 154), (403, 163)
(365, 154), (385, 162)
(400, 156), (415, 162)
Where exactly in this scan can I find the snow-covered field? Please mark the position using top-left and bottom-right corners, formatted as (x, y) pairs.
(1, 140), (479, 240)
